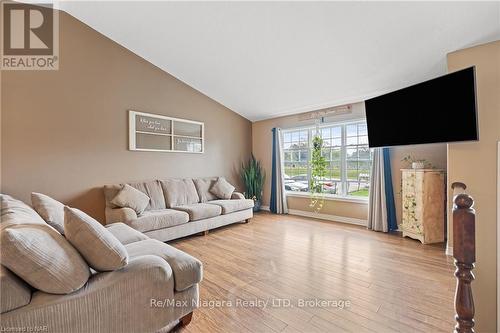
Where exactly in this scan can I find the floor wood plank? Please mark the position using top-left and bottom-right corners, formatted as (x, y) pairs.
(172, 212), (455, 333)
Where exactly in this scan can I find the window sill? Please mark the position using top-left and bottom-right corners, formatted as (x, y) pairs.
(285, 191), (369, 204)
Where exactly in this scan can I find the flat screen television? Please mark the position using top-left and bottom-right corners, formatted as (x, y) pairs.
(365, 66), (478, 148)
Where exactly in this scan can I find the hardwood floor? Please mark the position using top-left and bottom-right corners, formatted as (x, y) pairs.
(171, 212), (455, 333)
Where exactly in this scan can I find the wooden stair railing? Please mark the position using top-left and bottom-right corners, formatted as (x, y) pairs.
(451, 182), (475, 333)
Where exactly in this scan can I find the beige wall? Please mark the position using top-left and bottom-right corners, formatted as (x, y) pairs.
(252, 103), (447, 223)
(1, 11), (252, 222)
(286, 196), (368, 220)
(447, 40), (499, 333)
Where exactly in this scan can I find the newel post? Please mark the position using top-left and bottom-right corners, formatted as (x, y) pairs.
(452, 182), (475, 333)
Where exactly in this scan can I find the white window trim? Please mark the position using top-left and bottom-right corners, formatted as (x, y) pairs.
(282, 119), (371, 200)
(285, 191), (369, 204)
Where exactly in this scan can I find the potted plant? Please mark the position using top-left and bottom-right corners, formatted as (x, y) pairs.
(401, 155), (433, 169)
(241, 155), (265, 212)
(309, 134), (328, 212)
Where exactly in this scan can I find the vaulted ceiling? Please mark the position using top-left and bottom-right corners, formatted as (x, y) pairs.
(60, 1), (500, 121)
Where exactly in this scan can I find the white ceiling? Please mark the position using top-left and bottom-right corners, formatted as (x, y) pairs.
(60, 1), (500, 121)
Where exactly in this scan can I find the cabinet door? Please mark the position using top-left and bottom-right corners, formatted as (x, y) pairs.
(414, 171), (425, 232)
(422, 172), (445, 243)
(402, 171), (423, 235)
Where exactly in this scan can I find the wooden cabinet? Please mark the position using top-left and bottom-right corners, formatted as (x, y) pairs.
(401, 169), (446, 244)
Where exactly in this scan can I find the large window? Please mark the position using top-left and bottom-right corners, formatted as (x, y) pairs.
(283, 121), (372, 198)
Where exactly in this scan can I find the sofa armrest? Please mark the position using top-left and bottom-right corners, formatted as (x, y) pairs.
(231, 192), (245, 200)
(105, 207), (137, 224)
(105, 222), (149, 245)
(0, 266), (31, 314)
(1, 256), (188, 333)
(125, 239), (203, 292)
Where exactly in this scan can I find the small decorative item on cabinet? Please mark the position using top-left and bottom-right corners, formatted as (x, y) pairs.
(401, 168), (445, 244)
(411, 161), (425, 169)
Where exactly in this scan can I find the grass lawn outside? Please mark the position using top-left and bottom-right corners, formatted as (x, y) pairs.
(348, 188), (369, 197)
(284, 167), (369, 180)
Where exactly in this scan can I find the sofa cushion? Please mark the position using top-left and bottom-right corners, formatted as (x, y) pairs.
(160, 179), (199, 208)
(104, 181), (165, 211)
(0, 224), (90, 294)
(125, 239), (203, 291)
(64, 207), (129, 271)
(172, 203), (222, 221)
(1, 194), (46, 228)
(129, 180), (166, 210)
(193, 178), (218, 202)
(30, 193), (65, 234)
(0, 266), (31, 313)
(105, 206), (137, 224)
(128, 209), (189, 233)
(207, 199), (254, 214)
(103, 184), (122, 208)
(105, 222), (149, 245)
(210, 177), (235, 199)
(231, 192), (246, 200)
(111, 184), (150, 215)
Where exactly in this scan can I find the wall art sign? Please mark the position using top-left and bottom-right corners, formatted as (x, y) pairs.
(129, 110), (204, 153)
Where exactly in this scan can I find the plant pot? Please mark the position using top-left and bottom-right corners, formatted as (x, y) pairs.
(253, 200), (261, 212)
(412, 161), (425, 169)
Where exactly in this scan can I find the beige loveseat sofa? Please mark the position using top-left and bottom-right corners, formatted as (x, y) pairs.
(0, 194), (202, 333)
(104, 178), (254, 241)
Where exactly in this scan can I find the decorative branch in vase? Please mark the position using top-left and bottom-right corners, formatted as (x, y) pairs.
(241, 154), (265, 212)
(309, 134), (328, 212)
(401, 154), (434, 169)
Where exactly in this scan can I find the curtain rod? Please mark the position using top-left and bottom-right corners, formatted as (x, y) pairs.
(280, 118), (367, 132)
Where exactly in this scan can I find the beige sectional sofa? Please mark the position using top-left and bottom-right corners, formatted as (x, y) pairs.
(104, 178), (254, 241)
(0, 194), (202, 333)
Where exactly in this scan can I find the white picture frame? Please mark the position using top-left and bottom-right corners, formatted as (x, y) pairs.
(129, 110), (204, 153)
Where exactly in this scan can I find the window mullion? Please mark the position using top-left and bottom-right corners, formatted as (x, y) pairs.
(341, 125), (347, 196)
(307, 128), (312, 190)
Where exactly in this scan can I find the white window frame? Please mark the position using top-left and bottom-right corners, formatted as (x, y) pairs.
(282, 119), (371, 203)
(129, 110), (204, 153)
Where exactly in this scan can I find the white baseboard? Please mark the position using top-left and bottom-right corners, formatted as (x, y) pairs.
(289, 209), (367, 226)
(258, 205), (367, 227)
(445, 244), (453, 256)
